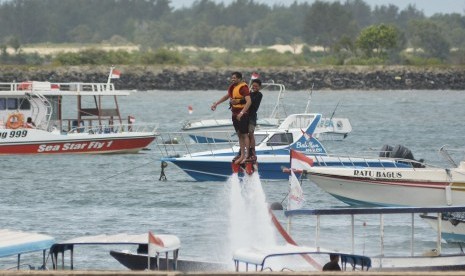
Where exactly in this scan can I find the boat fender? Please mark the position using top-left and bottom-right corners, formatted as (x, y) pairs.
(6, 113), (24, 129)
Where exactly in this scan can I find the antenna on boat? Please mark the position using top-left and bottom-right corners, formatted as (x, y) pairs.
(304, 83), (314, 114)
(329, 99), (342, 120)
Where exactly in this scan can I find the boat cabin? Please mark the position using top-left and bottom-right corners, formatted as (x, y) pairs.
(0, 80), (132, 133)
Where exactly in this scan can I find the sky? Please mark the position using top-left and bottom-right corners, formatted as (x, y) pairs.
(170, 0), (465, 16)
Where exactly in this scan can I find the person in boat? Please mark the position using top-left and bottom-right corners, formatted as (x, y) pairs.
(25, 117), (36, 128)
(211, 72), (251, 164)
(322, 253), (341, 271)
(230, 78), (263, 161)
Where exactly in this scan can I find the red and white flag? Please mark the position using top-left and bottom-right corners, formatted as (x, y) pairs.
(251, 72), (260, 80)
(148, 231), (165, 256)
(290, 149), (314, 171)
(188, 105), (193, 114)
(288, 170), (305, 210)
(110, 69), (121, 79)
(51, 84), (60, 91)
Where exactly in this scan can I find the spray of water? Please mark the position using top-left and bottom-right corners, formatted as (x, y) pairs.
(224, 172), (278, 260)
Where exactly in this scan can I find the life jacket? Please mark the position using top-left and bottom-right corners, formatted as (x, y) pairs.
(230, 82), (248, 109)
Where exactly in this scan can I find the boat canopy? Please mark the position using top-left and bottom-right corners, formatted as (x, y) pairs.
(52, 233), (180, 252)
(233, 243), (371, 270)
(0, 229), (55, 258)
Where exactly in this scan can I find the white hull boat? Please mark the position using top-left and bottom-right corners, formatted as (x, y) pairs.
(157, 113), (407, 181)
(421, 213), (465, 242)
(303, 161), (465, 207)
(0, 68), (157, 154)
(182, 81), (351, 143)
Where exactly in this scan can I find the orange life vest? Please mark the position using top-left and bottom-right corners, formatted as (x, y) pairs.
(230, 82), (248, 109)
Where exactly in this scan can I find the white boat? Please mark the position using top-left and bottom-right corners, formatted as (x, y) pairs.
(50, 233), (185, 271)
(302, 159), (465, 207)
(282, 206), (465, 271)
(0, 68), (157, 154)
(50, 232), (227, 271)
(182, 81), (352, 143)
(421, 213), (465, 242)
(156, 113), (406, 181)
(0, 229), (55, 270)
(233, 243), (371, 272)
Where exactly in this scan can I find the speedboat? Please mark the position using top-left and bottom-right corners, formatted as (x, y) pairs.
(420, 213), (465, 243)
(157, 113), (409, 181)
(0, 68), (157, 154)
(303, 157), (465, 207)
(182, 81), (352, 143)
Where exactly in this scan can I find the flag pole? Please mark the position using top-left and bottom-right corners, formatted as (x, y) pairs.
(107, 66), (114, 88)
(147, 232), (151, 270)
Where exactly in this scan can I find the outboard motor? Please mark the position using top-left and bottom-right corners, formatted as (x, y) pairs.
(391, 144), (415, 160)
(380, 144), (424, 168)
(379, 144), (393, 157)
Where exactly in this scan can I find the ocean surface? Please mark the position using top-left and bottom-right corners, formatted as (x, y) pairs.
(1, 88), (465, 270)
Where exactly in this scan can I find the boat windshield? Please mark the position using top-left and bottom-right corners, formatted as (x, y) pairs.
(255, 134), (268, 146)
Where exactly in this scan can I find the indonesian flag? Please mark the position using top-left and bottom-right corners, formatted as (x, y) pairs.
(288, 170), (305, 210)
(51, 84), (60, 91)
(251, 72), (260, 80)
(110, 69), (121, 79)
(148, 231), (165, 256)
(290, 149), (314, 171)
(188, 105), (193, 114)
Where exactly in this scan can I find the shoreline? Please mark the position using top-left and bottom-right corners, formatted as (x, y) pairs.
(0, 66), (464, 91)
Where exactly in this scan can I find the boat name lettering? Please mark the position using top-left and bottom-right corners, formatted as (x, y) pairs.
(295, 141), (324, 153)
(0, 130), (28, 139)
(37, 141), (114, 152)
(354, 170), (402, 178)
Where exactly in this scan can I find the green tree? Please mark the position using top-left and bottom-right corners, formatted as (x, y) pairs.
(304, 1), (357, 50)
(408, 19), (451, 60)
(356, 24), (399, 58)
(210, 25), (245, 51)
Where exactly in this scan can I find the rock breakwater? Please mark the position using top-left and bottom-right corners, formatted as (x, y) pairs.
(0, 66), (464, 91)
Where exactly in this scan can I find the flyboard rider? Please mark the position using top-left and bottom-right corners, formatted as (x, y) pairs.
(211, 72), (251, 165)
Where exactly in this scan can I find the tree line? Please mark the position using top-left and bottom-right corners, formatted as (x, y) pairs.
(0, 0), (464, 66)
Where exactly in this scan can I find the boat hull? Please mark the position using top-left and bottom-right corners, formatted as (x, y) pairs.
(307, 167), (465, 207)
(164, 154), (409, 182)
(421, 214), (465, 242)
(0, 129), (156, 154)
(110, 250), (228, 271)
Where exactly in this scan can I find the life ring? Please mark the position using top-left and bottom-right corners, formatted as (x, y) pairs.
(6, 113), (25, 129)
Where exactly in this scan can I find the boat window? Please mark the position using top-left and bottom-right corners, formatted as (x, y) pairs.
(7, 98), (18, 110)
(0, 98), (5, 110)
(267, 133), (293, 146)
(19, 98), (31, 110)
(254, 134), (268, 145)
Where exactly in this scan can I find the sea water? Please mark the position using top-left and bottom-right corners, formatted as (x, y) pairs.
(1, 89), (465, 270)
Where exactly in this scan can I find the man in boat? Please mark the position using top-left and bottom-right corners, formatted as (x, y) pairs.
(211, 72), (251, 164)
(322, 254), (341, 271)
(230, 78), (263, 161)
(25, 117), (36, 128)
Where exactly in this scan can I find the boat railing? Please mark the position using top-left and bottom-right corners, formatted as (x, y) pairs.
(0, 81), (116, 93)
(312, 153), (431, 170)
(155, 130), (240, 157)
(64, 122), (158, 135)
(284, 206), (465, 259)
